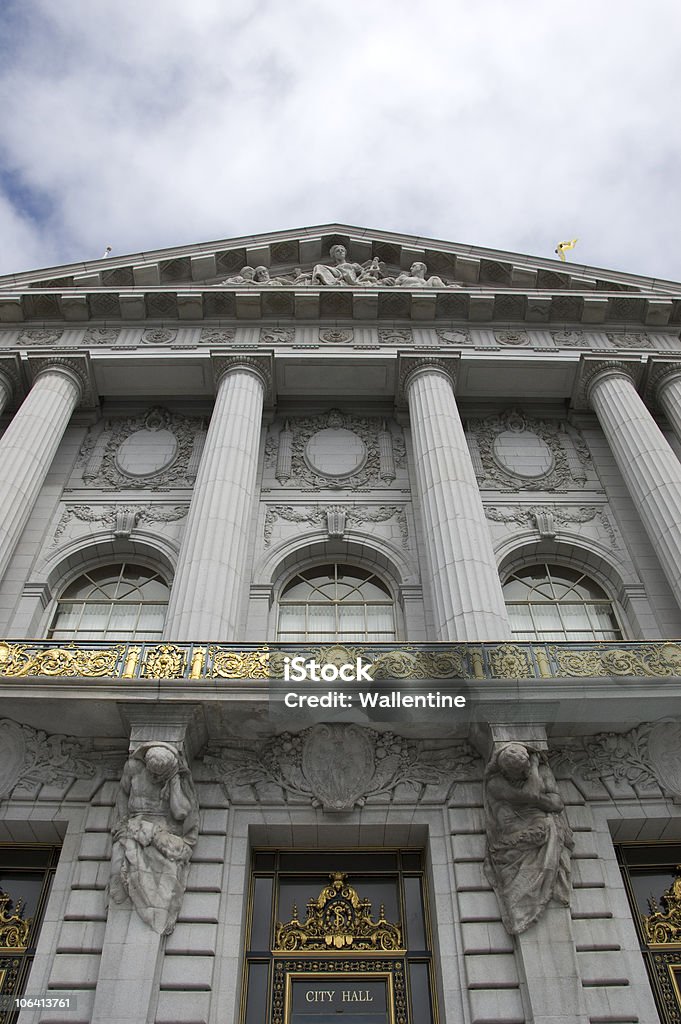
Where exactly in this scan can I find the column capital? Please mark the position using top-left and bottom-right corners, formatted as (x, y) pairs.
(642, 357), (681, 407)
(211, 350), (274, 402)
(26, 352), (98, 409)
(396, 352), (460, 406)
(571, 354), (644, 410)
(0, 355), (22, 410)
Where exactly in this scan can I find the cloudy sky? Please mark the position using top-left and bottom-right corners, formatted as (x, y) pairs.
(1, 0), (680, 281)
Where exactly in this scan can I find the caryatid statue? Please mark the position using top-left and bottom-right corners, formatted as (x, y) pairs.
(483, 741), (574, 934)
(109, 742), (199, 934)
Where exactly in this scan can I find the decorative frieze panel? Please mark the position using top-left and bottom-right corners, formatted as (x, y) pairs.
(0, 717), (97, 799)
(466, 409), (591, 491)
(52, 503), (188, 546)
(551, 719), (681, 799)
(77, 406), (206, 489)
(485, 503), (619, 547)
(264, 410), (406, 490)
(263, 503), (409, 548)
(204, 724), (481, 810)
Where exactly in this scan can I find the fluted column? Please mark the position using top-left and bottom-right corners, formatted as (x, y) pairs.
(402, 357), (510, 640)
(648, 360), (681, 444)
(0, 360), (85, 582)
(164, 355), (271, 640)
(583, 359), (681, 605)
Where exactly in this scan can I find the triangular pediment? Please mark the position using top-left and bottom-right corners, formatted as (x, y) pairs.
(1, 223), (678, 296)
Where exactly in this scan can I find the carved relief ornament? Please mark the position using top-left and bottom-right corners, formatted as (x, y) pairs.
(205, 724), (481, 810)
(484, 504), (618, 547)
(0, 716), (98, 799)
(468, 409), (590, 491)
(264, 504), (409, 547)
(265, 410), (405, 490)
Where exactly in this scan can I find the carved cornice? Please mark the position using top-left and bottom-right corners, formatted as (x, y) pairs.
(396, 352), (460, 405)
(211, 350), (274, 402)
(26, 352), (97, 409)
(571, 355), (644, 410)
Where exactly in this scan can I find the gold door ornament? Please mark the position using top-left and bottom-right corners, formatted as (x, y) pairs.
(274, 872), (403, 952)
(642, 865), (681, 945)
(0, 891), (32, 953)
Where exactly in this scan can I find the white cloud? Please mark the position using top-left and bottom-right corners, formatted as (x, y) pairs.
(1, 0), (680, 279)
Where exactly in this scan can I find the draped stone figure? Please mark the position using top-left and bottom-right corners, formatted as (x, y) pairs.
(483, 742), (573, 934)
(109, 742), (199, 934)
(311, 244), (365, 286)
(394, 261), (448, 288)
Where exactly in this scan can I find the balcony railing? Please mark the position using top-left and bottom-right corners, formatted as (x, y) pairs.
(1, 639), (680, 682)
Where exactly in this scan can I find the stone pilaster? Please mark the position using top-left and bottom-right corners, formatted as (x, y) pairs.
(0, 357), (20, 418)
(0, 356), (91, 583)
(163, 354), (272, 640)
(399, 355), (510, 640)
(575, 356), (681, 608)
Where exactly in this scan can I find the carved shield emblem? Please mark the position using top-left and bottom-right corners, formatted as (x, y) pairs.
(302, 724), (375, 811)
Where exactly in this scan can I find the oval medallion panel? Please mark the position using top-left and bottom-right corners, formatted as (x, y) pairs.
(115, 428), (179, 479)
(305, 427), (367, 479)
(493, 429), (554, 479)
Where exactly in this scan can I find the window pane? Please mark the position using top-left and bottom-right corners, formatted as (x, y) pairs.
(50, 564), (169, 640)
(277, 563), (396, 642)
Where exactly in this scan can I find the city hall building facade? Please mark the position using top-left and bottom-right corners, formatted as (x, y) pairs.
(0, 225), (680, 1024)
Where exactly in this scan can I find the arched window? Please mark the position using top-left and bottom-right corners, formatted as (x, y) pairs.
(48, 563), (170, 641)
(277, 563), (396, 642)
(503, 563), (623, 641)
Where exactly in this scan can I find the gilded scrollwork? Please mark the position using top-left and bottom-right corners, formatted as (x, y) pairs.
(142, 645), (187, 679)
(274, 873), (403, 952)
(488, 644), (533, 679)
(642, 868), (681, 944)
(210, 646), (272, 679)
(0, 641), (122, 678)
(0, 891), (32, 951)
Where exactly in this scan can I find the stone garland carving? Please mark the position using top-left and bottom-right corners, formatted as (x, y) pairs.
(467, 409), (591, 491)
(141, 328), (177, 345)
(606, 332), (652, 349)
(205, 724), (481, 811)
(495, 330), (529, 347)
(79, 407), (204, 489)
(319, 328), (353, 344)
(16, 329), (64, 346)
(110, 742), (199, 934)
(200, 327), (236, 345)
(552, 331), (591, 348)
(0, 717), (97, 799)
(550, 719), (681, 798)
(436, 328), (472, 346)
(264, 504), (409, 548)
(378, 328), (412, 345)
(53, 504), (188, 544)
(484, 504), (618, 548)
(264, 410), (406, 490)
(260, 327), (295, 345)
(483, 742), (574, 934)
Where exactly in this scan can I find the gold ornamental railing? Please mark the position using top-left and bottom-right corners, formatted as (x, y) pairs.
(1, 639), (681, 682)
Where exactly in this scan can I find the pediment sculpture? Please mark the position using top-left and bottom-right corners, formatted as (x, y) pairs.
(220, 244), (460, 289)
